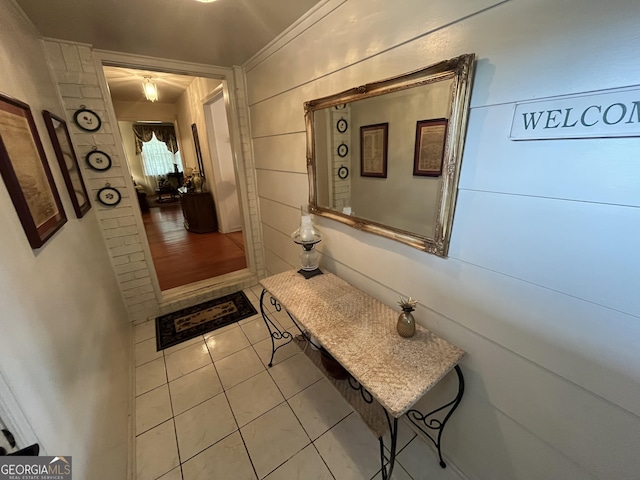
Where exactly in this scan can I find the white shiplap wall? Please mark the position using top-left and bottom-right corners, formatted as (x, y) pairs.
(245, 0), (640, 478)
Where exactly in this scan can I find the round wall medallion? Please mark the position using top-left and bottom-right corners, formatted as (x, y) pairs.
(73, 107), (102, 132)
(85, 150), (112, 171)
(337, 143), (349, 157)
(336, 118), (348, 133)
(334, 104), (346, 110)
(97, 186), (121, 206)
(338, 166), (349, 179)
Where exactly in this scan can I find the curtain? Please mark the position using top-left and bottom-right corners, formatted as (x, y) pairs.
(132, 123), (178, 154)
(140, 133), (183, 177)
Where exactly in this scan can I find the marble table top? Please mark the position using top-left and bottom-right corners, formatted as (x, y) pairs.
(260, 270), (465, 418)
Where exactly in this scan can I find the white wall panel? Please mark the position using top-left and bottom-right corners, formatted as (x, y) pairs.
(262, 224), (299, 270)
(322, 255), (640, 478)
(316, 217), (640, 416)
(460, 104), (640, 206)
(248, 0), (640, 111)
(259, 197), (300, 236)
(256, 169), (308, 207)
(249, 87), (309, 137)
(245, 0), (505, 104)
(246, 0), (640, 477)
(253, 133), (307, 173)
(265, 252), (294, 277)
(450, 190), (640, 317)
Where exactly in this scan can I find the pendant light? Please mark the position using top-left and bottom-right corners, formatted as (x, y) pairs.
(143, 76), (158, 102)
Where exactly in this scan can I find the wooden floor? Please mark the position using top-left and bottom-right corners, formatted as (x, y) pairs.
(142, 202), (247, 291)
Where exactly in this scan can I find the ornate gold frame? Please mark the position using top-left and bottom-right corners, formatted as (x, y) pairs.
(304, 54), (475, 256)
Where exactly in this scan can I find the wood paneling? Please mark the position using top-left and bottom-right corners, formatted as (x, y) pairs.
(142, 204), (247, 290)
(246, 0), (640, 477)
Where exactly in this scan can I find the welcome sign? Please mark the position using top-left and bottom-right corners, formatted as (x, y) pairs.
(509, 86), (640, 140)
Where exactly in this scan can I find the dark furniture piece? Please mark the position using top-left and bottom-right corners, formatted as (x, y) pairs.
(136, 189), (149, 212)
(156, 171), (184, 203)
(180, 192), (218, 233)
(156, 187), (178, 203)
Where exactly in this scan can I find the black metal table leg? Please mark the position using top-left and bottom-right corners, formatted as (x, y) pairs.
(380, 414), (399, 480)
(259, 289), (294, 367)
(405, 365), (465, 468)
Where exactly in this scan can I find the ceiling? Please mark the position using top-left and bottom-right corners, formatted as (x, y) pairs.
(15, 0), (321, 67)
(103, 66), (203, 103)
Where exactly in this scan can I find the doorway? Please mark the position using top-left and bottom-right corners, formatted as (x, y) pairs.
(103, 66), (249, 291)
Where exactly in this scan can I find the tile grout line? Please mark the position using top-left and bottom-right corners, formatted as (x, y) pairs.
(206, 328), (261, 480)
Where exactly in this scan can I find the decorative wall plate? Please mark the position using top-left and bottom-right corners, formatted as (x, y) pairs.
(335, 104), (346, 110)
(338, 166), (349, 179)
(85, 149), (112, 171)
(73, 106), (102, 132)
(97, 185), (121, 206)
(337, 143), (349, 157)
(336, 118), (348, 133)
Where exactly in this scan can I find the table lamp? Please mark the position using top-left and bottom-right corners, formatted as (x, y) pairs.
(291, 205), (322, 279)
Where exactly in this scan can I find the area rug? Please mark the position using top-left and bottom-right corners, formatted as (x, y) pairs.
(155, 291), (257, 350)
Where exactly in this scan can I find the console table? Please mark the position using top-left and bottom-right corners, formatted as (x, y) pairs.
(259, 270), (465, 479)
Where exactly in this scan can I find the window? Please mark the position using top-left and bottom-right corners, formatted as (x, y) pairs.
(140, 132), (183, 176)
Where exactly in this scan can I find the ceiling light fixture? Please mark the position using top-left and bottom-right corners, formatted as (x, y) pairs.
(143, 76), (158, 102)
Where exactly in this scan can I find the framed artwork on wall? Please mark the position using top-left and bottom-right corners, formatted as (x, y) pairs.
(191, 123), (205, 177)
(413, 118), (448, 177)
(42, 110), (91, 218)
(0, 94), (66, 248)
(360, 123), (388, 178)
(73, 106), (101, 132)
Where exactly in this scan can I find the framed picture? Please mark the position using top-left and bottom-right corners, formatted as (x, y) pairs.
(85, 149), (112, 171)
(191, 123), (205, 177)
(360, 123), (388, 178)
(42, 110), (91, 218)
(413, 118), (448, 177)
(73, 106), (101, 132)
(0, 94), (66, 248)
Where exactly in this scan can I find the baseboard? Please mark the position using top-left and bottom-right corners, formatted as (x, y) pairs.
(404, 417), (469, 480)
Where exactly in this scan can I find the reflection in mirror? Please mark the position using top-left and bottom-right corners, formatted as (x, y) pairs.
(305, 54), (475, 256)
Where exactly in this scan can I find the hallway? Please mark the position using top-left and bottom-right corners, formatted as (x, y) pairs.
(133, 286), (453, 480)
(142, 202), (247, 290)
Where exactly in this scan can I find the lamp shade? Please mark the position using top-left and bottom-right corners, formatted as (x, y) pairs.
(143, 77), (158, 102)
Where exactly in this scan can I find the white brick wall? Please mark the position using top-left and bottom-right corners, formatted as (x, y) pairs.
(44, 40), (264, 323)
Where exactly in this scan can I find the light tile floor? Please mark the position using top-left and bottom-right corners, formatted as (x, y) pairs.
(134, 286), (459, 480)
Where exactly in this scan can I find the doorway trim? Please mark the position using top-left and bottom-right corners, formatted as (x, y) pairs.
(90, 48), (263, 318)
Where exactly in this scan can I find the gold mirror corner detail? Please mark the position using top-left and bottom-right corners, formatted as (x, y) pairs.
(305, 53), (476, 257)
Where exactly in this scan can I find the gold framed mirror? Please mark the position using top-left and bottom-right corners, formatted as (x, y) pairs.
(304, 53), (475, 256)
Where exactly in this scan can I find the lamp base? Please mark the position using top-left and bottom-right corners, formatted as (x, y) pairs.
(297, 268), (323, 279)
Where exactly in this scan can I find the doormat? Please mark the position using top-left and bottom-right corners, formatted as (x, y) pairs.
(155, 291), (257, 350)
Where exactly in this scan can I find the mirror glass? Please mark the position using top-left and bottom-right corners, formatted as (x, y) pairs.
(305, 54), (475, 256)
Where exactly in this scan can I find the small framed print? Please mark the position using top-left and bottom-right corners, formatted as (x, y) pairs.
(73, 106), (101, 132)
(336, 118), (348, 133)
(0, 94), (66, 248)
(97, 185), (121, 206)
(360, 123), (388, 178)
(86, 149), (112, 171)
(43, 110), (91, 218)
(337, 143), (349, 157)
(413, 118), (448, 177)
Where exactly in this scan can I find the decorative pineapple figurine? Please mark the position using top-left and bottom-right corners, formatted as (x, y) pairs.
(397, 296), (417, 338)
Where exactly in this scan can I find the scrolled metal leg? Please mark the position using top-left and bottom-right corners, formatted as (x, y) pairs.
(379, 414), (398, 480)
(259, 289), (293, 367)
(405, 365), (464, 468)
